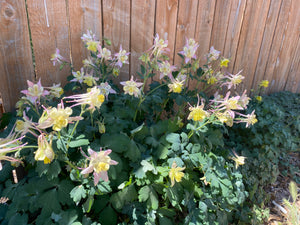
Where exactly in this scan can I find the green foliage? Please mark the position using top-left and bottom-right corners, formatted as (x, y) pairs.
(226, 91), (300, 223)
(2, 32), (298, 225)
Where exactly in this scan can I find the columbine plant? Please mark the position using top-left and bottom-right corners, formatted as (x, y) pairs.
(1, 30), (263, 225)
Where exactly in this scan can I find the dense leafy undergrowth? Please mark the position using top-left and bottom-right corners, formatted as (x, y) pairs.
(0, 30), (299, 225)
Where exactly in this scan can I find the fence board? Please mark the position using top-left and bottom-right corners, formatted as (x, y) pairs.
(27, 0), (70, 86)
(223, 0), (246, 74)
(68, 0), (102, 71)
(267, 0), (300, 93)
(209, 0), (232, 53)
(131, 0), (155, 86)
(263, 0), (292, 92)
(174, 0), (198, 65)
(251, 0), (283, 90)
(102, 0), (130, 83)
(188, 0), (216, 90)
(155, 0), (178, 65)
(0, 0), (34, 112)
(233, 0), (271, 93)
(194, 0), (216, 66)
(285, 36), (300, 93)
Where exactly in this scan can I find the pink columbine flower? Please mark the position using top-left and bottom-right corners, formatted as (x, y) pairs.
(208, 46), (221, 62)
(179, 38), (199, 64)
(98, 82), (116, 98)
(81, 30), (96, 43)
(38, 101), (83, 131)
(64, 86), (105, 111)
(115, 45), (130, 68)
(97, 45), (112, 61)
(158, 61), (176, 79)
(50, 48), (65, 66)
(0, 135), (27, 170)
(236, 110), (258, 128)
(71, 68), (85, 83)
(81, 148), (118, 185)
(120, 76), (143, 98)
(238, 90), (250, 108)
(149, 33), (170, 57)
(211, 92), (243, 118)
(21, 79), (50, 104)
(223, 70), (245, 89)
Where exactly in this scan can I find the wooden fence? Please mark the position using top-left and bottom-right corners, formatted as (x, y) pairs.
(0, 0), (299, 112)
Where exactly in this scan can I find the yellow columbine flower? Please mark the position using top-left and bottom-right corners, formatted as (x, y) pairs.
(231, 151), (246, 169)
(49, 106), (73, 131)
(86, 41), (98, 52)
(220, 58), (230, 67)
(120, 76), (143, 98)
(83, 75), (98, 87)
(256, 96), (262, 102)
(216, 111), (233, 127)
(34, 134), (54, 164)
(259, 80), (269, 88)
(188, 98), (210, 122)
(81, 148), (118, 185)
(168, 80), (184, 93)
(207, 76), (218, 84)
(169, 161), (185, 187)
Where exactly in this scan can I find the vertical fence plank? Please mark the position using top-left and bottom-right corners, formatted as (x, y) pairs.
(265, 0), (300, 93)
(188, 0), (216, 90)
(250, 0), (283, 90)
(103, 0), (130, 82)
(27, 0), (70, 86)
(155, 0), (178, 66)
(209, 0), (232, 53)
(0, 0), (34, 112)
(233, 0), (271, 93)
(131, 0), (155, 84)
(68, 0), (102, 71)
(284, 37), (300, 93)
(173, 0), (198, 65)
(222, 0), (246, 74)
(194, 0), (216, 66)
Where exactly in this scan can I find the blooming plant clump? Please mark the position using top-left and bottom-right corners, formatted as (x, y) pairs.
(0, 30), (265, 225)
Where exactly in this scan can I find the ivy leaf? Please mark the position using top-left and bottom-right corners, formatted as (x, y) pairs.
(70, 185), (87, 204)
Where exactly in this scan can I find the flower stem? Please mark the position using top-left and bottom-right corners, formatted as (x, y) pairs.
(188, 121), (210, 139)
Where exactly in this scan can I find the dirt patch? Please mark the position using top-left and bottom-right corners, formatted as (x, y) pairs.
(267, 152), (300, 224)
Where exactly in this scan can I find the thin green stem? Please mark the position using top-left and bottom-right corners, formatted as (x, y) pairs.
(66, 107), (85, 149)
(65, 160), (78, 171)
(188, 121), (210, 139)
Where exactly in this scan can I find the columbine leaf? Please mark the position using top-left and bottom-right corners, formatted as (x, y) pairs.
(70, 185), (87, 204)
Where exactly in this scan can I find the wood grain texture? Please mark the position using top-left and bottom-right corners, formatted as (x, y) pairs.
(285, 36), (300, 93)
(233, 0), (271, 93)
(173, 0), (198, 65)
(264, 0), (300, 93)
(223, 0), (246, 74)
(209, 0), (232, 53)
(250, 0), (283, 90)
(103, 0), (130, 82)
(0, 0), (34, 111)
(68, 0), (102, 71)
(131, 0), (155, 86)
(155, 0), (178, 64)
(188, 0), (216, 90)
(194, 0), (216, 66)
(27, 0), (70, 86)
